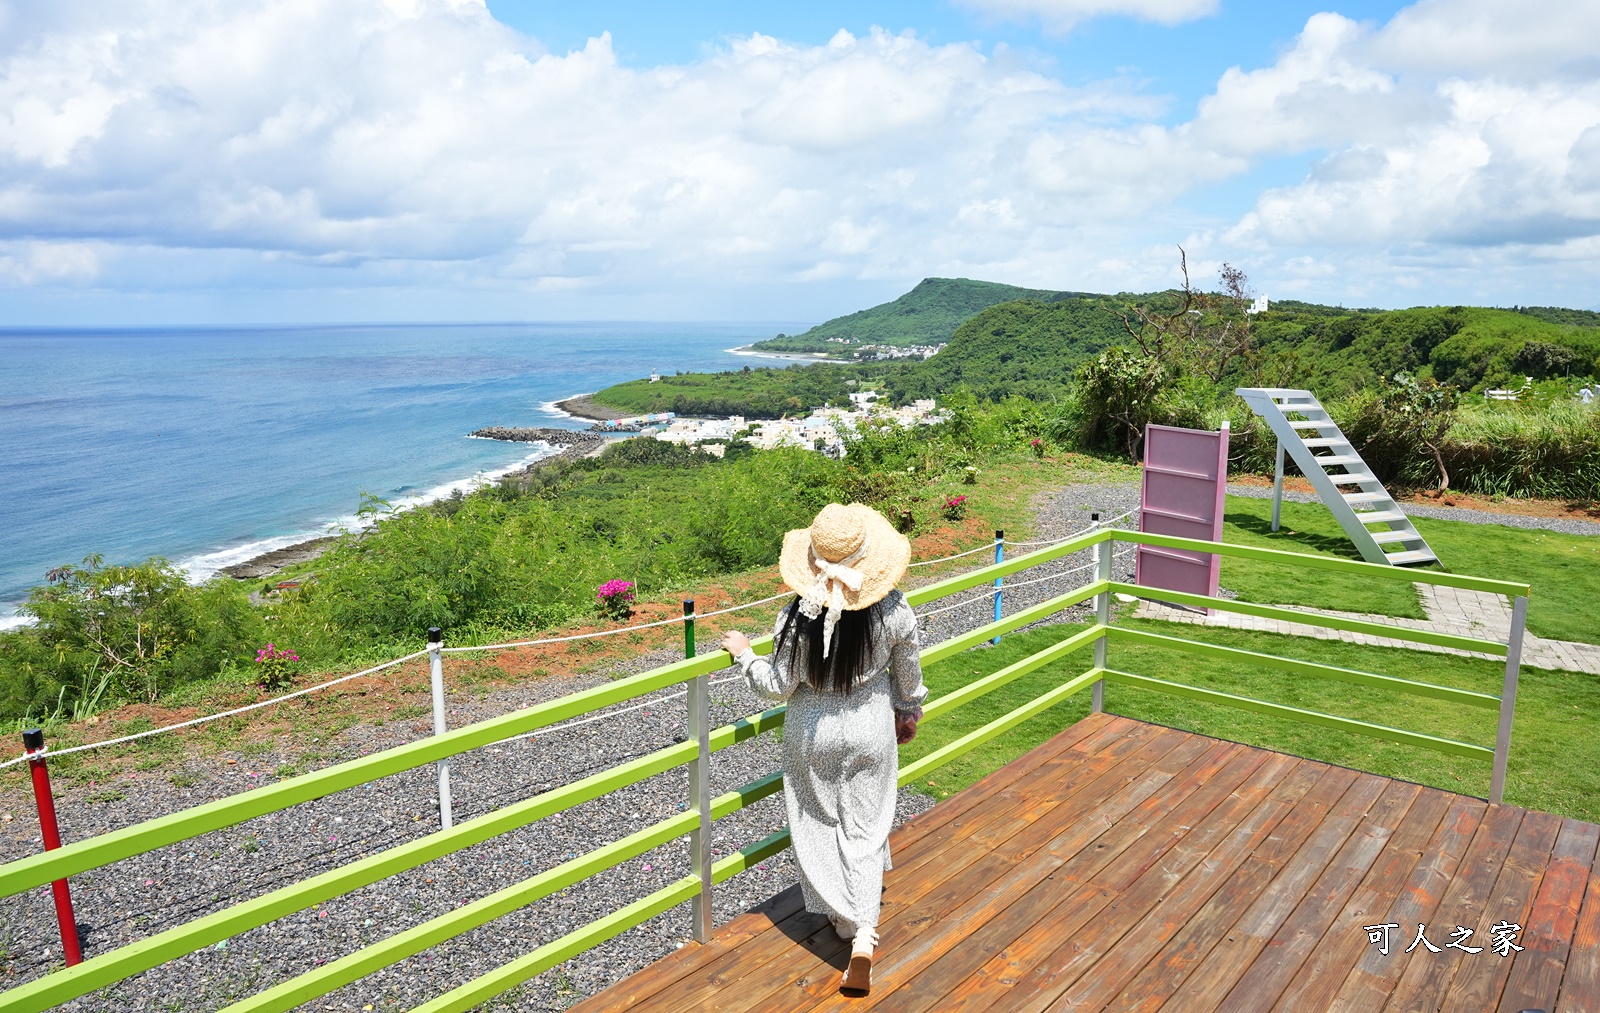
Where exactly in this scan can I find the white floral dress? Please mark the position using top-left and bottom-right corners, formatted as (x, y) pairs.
(735, 591), (927, 932)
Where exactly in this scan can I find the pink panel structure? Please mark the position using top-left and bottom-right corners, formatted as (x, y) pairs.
(1136, 422), (1230, 609)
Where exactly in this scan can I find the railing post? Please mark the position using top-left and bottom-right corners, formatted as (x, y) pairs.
(1271, 440), (1285, 532)
(427, 627), (453, 830)
(1490, 595), (1528, 805)
(23, 729), (82, 966)
(684, 599), (714, 943)
(1093, 523), (1112, 714)
(991, 530), (1004, 644)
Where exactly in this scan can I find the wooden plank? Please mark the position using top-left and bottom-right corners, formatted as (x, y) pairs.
(989, 752), (1314, 1013)
(1437, 808), (1563, 1012)
(569, 889), (812, 1012)
(890, 712), (1123, 853)
(891, 715), (1147, 873)
(1214, 779), (1425, 1008)
(1268, 788), (1456, 1012)
(1499, 818), (1600, 1013)
(575, 715), (1133, 1013)
(1328, 794), (1487, 1011)
(1107, 763), (1361, 1013)
(1027, 760), (1328, 1013)
(868, 746), (1291, 1012)
(1556, 823), (1600, 1013)
(1153, 770), (1391, 1010)
(1375, 803), (1525, 1012)
(782, 736), (1245, 1012)
(659, 726), (1204, 1013)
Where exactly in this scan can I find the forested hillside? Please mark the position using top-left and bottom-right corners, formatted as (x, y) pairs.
(1253, 304), (1600, 395)
(749, 277), (1095, 353)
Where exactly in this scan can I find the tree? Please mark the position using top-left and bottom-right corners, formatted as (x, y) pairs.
(1112, 247), (1257, 383)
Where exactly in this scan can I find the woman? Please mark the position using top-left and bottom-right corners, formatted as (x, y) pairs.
(721, 503), (927, 996)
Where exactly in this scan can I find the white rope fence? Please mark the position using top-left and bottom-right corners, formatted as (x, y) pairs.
(2, 511), (1137, 770)
(0, 650), (431, 772)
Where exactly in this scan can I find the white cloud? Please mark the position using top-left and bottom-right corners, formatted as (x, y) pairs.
(0, 0), (1597, 314)
(955, 0), (1219, 33)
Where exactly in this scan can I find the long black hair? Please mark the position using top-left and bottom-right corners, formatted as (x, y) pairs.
(772, 593), (893, 695)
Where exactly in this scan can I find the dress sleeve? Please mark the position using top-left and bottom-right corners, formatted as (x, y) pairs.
(735, 609), (802, 702)
(887, 595), (928, 715)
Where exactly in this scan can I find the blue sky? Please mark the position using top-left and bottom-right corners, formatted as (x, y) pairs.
(0, 0), (1596, 323)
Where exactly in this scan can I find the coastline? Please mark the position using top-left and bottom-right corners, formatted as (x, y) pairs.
(220, 429), (611, 581)
(553, 394), (631, 422)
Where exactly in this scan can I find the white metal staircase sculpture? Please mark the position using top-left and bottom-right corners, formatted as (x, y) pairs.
(1235, 387), (1439, 567)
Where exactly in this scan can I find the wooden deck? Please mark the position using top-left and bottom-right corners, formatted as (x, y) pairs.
(575, 713), (1600, 1013)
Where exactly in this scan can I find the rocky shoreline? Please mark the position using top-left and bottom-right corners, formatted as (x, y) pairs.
(553, 394), (629, 421)
(222, 429), (612, 581)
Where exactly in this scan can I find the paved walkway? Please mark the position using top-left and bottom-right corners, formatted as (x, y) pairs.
(1134, 582), (1600, 675)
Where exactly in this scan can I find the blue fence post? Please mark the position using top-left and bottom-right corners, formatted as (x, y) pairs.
(991, 530), (1004, 644)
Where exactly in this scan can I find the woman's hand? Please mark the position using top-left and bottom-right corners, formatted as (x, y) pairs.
(721, 630), (751, 658)
(895, 709), (921, 745)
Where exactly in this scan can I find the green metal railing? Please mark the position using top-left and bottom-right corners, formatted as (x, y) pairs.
(0, 527), (1529, 1013)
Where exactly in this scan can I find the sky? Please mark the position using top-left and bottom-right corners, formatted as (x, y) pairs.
(1, 0), (1597, 324)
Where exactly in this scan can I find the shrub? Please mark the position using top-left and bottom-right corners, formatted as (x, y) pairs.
(943, 495), (969, 521)
(595, 580), (635, 620)
(255, 644), (299, 692)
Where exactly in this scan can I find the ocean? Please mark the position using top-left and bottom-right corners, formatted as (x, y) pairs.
(0, 322), (807, 624)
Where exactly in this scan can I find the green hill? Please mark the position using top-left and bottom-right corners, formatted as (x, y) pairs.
(749, 277), (1096, 354)
(881, 295), (1133, 402)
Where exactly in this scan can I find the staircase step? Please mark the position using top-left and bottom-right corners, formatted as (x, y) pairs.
(1236, 386), (1439, 570)
(1355, 510), (1408, 525)
(1385, 549), (1439, 566)
(1370, 529), (1426, 545)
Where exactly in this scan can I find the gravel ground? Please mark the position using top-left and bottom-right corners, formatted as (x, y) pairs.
(0, 483), (1140, 1013)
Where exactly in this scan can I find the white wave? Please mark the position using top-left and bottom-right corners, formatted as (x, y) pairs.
(0, 611), (36, 631)
(539, 393), (595, 419)
(726, 346), (828, 362)
(177, 442), (563, 584)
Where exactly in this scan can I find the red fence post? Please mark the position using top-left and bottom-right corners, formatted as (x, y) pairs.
(23, 728), (83, 966)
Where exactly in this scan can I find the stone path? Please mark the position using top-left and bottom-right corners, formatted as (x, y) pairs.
(1133, 580), (1600, 675)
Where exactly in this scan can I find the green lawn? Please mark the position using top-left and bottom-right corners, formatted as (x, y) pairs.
(901, 619), (1600, 823)
(1218, 497), (1425, 618)
(1215, 495), (1600, 644)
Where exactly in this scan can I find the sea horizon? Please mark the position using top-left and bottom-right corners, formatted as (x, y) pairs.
(0, 321), (811, 627)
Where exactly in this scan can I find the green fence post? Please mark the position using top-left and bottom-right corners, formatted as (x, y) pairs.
(1093, 516), (1110, 714)
(683, 599), (713, 942)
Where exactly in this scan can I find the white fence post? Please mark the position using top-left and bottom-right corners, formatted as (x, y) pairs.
(428, 627), (453, 830)
(1093, 517), (1111, 714)
(1272, 440), (1285, 532)
(1490, 596), (1528, 805)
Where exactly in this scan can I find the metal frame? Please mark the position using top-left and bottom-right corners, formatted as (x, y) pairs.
(0, 527), (1531, 1013)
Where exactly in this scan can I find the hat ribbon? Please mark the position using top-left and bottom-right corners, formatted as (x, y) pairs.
(799, 535), (869, 658)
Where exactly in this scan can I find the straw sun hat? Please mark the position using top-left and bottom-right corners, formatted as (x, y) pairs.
(779, 503), (911, 654)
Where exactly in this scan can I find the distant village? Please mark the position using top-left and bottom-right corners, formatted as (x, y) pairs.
(589, 390), (943, 458)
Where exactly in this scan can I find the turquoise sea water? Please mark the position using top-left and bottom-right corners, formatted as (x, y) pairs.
(0, 322), (804, 622)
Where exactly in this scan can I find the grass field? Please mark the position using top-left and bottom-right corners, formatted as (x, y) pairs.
(901, 618), (1600, 823)
(1215, 495), (1600, 644)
